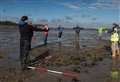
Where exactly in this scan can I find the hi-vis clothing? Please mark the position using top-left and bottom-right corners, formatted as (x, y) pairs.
(110, 32), (119, 42)
(97, 27), (104, 34)
(97, 26), (106, 33)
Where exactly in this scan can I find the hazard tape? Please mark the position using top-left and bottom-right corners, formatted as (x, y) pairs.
(28, 66), (80, 78)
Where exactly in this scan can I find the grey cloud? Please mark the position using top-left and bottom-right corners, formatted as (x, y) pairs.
(36, 19), (48, 24)
(91, 17), (97, 21)
(65, 16), (73, 20)
(64, 13), (80, 20)
(81, 14), (90, 18)
(50, 18), (65, 26)
(51, 19), (63, 23)
(49, 18), (76, 28)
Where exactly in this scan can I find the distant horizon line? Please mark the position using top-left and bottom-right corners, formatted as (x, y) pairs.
(0, 20), (118, 28)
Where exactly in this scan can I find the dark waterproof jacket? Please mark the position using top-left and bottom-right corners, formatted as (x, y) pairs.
(19, 20), (45, 39)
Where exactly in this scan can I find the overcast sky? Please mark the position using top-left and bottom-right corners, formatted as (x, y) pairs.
(0, 0), (120, 28)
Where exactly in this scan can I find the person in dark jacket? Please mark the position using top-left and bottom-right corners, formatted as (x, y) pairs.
(73, 25), (82, 39)
(19, 16), (47, 70)
(57, 25), (64, 41)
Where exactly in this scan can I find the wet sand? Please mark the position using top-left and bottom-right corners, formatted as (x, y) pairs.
(29, 39), (113, 82)
(0, 28), (120, 82)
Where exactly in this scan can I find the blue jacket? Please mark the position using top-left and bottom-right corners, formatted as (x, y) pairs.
(58, 27), (64, 33)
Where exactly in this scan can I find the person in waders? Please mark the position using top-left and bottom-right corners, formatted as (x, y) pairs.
(110, 23), (120, 59)
(73, 25), (81, 40)
(57, 25), (64, 42)
(19, 16), (48, 70)
(43, 24), (49, 45)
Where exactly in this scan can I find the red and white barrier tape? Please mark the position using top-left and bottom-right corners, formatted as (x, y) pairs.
(28, 66), (80, 77)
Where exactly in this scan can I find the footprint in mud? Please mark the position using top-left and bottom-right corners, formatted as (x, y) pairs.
(17, 71), (35, 82)
(0, 52), (5, 59)
(80, 60), (97, 68)
(72, 77), (80, 82)
(18, 79), (24, 82)
(0, 55), (3, 59)
(57, 77), (63, 82)
(84, 70), (89, 74)
(0, 50), (8, 59)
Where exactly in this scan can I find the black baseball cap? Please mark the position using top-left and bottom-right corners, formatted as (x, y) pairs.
(21, 16), (28, 21)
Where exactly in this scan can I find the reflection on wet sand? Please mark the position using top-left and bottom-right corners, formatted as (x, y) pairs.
(75, 34), (80, 50)
(1, 29), (120, 82)
(111, 57), (119, 81)
(58, 42), (62, 55)
(74, 33), (80, 57)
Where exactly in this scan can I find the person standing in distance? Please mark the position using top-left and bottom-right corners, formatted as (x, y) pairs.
(110, 23), (120, 58)
(57, 25), (64, 42)
(43, 24), (49, 45)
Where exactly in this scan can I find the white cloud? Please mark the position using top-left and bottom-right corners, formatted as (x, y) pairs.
(88, 0), (120, 10)
(59, 3), (80, 9)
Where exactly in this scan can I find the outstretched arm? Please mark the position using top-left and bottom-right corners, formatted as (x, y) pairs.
(27, 21), (49, 32)
(29, 25), (49, 32)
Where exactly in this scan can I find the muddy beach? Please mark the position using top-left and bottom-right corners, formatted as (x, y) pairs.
(0, 27), (120, 82)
